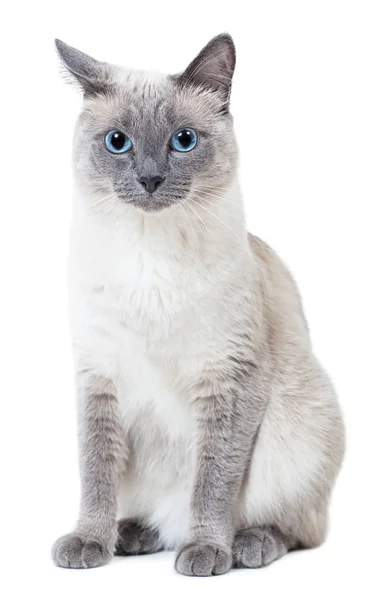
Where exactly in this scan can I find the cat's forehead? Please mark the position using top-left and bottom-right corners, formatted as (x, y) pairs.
(119, 69), (177, 121)
(82, 68), (223, 132)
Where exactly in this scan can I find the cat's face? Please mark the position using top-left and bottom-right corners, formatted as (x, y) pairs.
(56, 35), (238, 213)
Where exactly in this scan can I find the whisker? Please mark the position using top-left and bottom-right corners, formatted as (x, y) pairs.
(193, 186), (243, 208)
(179, 200), (201, 257)
(190, 196), (242, 242)
(183, 200), (218, 245)
(91, 192), (117, 208)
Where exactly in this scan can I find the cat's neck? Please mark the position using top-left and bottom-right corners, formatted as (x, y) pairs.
(73, 177), (248, 265)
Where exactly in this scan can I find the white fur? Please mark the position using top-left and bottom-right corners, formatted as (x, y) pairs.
(69, 176), (336, 550)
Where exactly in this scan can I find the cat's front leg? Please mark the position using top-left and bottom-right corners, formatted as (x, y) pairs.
(52, 372), (127, 569)
(176, 369), (264, 577)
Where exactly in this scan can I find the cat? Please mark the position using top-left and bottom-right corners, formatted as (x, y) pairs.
(52, 34), (345, 576)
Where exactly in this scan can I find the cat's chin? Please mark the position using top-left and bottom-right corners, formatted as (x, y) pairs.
(118, 194), (185, 213)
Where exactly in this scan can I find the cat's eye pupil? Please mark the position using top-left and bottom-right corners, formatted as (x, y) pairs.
(170, 128), (197, 152)
(111, 132), (125, 150)
(177, 130), (192, 148)
(105, 130), (133, 154)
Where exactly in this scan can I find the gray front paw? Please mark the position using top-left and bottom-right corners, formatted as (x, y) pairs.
(175, 542), (232, 576)
(52, 533), (112, 569)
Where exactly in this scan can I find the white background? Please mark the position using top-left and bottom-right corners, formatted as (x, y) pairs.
(1, 1), (387, 598)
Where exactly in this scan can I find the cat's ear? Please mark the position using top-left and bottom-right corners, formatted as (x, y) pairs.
(55, 39), (110, 96)
(178, 34), (236, 108)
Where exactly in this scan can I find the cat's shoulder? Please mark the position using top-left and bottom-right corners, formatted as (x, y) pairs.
(248, 233), (306, 319)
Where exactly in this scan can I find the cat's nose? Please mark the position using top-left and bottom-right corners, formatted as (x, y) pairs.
(137, 175), (165, 194)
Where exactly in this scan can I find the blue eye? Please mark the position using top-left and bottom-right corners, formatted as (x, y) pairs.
(105, 130), (133, 154)
(170, 128), (197, 152)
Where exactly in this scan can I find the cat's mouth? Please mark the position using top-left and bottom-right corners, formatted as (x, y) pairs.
(116, 190), (190, 212)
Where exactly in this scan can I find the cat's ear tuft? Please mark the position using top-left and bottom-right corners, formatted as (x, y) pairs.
(55, 39), (109, 96)
(178, 34), (236, 108)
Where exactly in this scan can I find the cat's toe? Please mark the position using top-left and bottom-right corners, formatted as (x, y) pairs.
(232, 526), (289, 568)
(175, 542), (232, 577)
(115, 519), (162, 556)
(52, 533), (112, 569)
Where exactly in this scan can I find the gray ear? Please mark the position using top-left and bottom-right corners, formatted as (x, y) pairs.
(178, 34), (236, 108)
(55, 39), (109, 96)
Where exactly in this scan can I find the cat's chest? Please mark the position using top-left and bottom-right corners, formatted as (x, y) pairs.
(70, 222), (231, 434)
(73, 227), (205, 327)
(77, 290), (195, 437)
(72, 252), (204, 425)
(116, 349), (193, 439)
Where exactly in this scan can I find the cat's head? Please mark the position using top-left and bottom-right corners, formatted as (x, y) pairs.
(56, 35), (238, 214)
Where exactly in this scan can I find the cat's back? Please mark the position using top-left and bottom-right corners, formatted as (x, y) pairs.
(248, 233), (302, 305)
(248, 233), (309, 343)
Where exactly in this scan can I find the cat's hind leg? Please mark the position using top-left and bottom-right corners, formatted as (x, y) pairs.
(115, 519), (163, 556)
(232, 525), (294, 568)
(233, 504), (328, 569)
